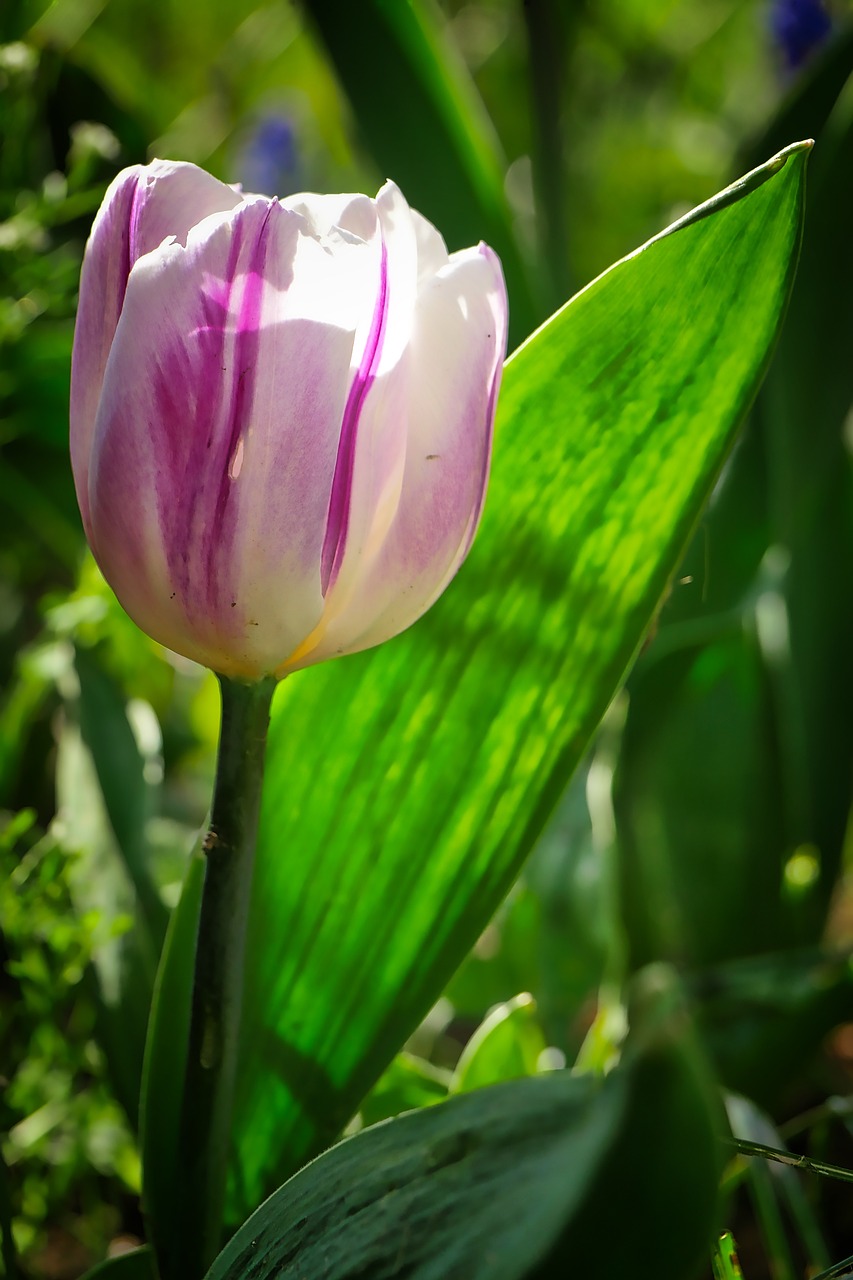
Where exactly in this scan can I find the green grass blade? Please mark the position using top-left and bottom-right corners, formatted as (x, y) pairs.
(713, 1232), (745, 1280)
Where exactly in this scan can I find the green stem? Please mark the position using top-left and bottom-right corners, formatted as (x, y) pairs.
(726, 1137), (853, 1186)
(174, 673), (276, 1278)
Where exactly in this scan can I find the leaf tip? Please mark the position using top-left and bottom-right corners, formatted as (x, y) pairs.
(768, 138), (814, 172)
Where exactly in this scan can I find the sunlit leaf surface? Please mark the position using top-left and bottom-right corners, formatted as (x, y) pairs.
(222, 143), (808, 1216)
(142, 145), (809, 1233)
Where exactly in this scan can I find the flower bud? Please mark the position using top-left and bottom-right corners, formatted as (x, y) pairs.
(70, 160), (508, 679)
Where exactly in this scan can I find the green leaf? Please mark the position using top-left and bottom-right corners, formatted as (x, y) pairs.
(54, 653), (159, 1126)
(614, 627), (789, 970)
(450, 993), (547, 1094)
(359, 1052), (450, 1129)
(754, 76), (853, 927)
(74, 646), (169, 946)
(559, 965), (723, 1280)
(78, 1248), (156, 1280)
(712, 1233), (745, 1280)
(692, 948), (853, 1107)
(210, 1070), (621, 1280)
(0, 1140), (19, 1280)
(139, 851), (205, 1273)
(208, 967), (720, 1280)
(302, 0), (540, 346)
(218, 144), (808, 1219)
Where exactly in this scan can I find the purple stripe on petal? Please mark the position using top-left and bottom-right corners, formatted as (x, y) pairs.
(320, 236), (389, 594)
(203, 201), (275, 603)
(151, 201), (277, 623)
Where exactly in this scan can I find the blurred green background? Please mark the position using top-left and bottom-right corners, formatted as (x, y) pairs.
(2, 1), (853, 1276)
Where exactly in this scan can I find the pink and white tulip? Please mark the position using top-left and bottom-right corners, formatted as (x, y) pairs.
(70, 160), (507, 679)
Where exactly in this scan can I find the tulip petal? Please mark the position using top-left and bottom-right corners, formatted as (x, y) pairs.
(70, 162), (242, 536)
(87, 197), (379, 677)
(320, 234), (389, 594)
(288, 241), (507, 670)
(313, 184), (422, 628)
(411, 207), (450, 282)
(73, 163), (505, 679)
(282, 191), (379, 244)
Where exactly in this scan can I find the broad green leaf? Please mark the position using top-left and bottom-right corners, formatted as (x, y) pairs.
(211, 1070), (618, 1280)
(139, 145), (808, 1236)
(450, 993), (547, 1094)
(216, 143), (809, 1218)
(208, 968), (720, 1280)
(302, 0), (540, 346)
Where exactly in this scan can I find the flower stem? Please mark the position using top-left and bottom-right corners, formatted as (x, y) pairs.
(174, 673), (276, 1278)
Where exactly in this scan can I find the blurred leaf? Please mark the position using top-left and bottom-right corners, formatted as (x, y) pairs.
(358, 1052), (450, 1129)
(728, 1093), (800, 1280)
(754, 74), (853, 928)
(655, 30), (853, 634)
(450, 992), (546, 1093)
(302, 0), (541, 346)
(0, 650), (53, 805)
(743, 25), (853, 167)
(0, 1139), (18, 1280)
(691, 948), (853, 1108)
(614, 627), (789, 970)
(78, 1248), (156, 1280)
(74, 646), (169, 946)
(208, 966), (720, 1280)
(54, 653), (159, 1125)
(138, 143), (808, 1224)
(558, 965), (723, 1280)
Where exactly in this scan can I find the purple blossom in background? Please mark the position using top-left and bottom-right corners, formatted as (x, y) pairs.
(241, 114), (299, 197)
(770, 0), (832, 70)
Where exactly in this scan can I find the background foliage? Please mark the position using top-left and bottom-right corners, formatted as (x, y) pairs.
(1, 1), (852, 1277)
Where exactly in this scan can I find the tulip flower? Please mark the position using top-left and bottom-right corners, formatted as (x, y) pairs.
(70, 160), (507, 680)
